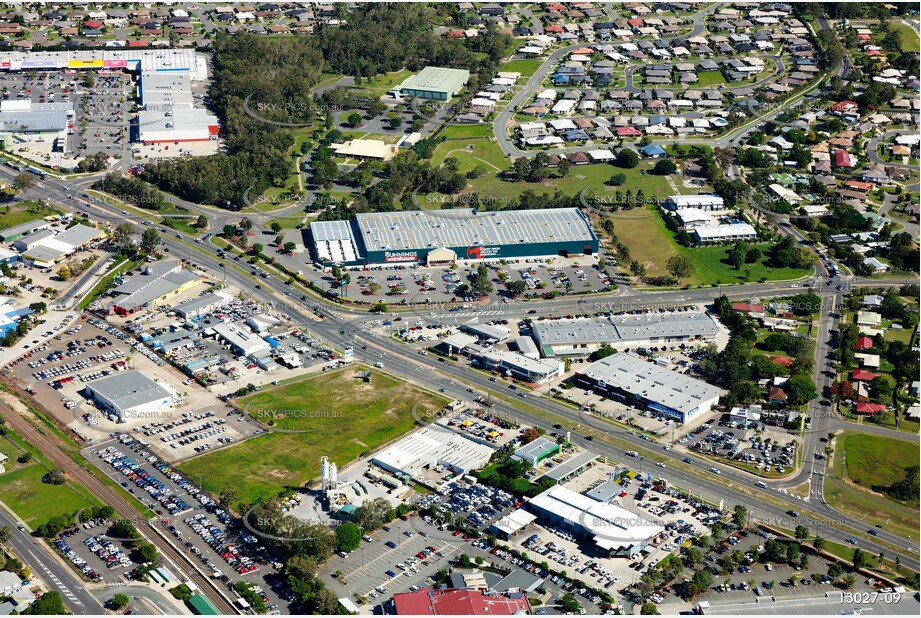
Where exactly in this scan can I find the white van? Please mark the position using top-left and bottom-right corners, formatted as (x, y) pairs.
(374, 361), (384, 368)
(755, 481), (768, 489)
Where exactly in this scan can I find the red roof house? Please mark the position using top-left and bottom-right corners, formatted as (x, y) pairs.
(855, 336), (874, 350)
(834, 149), (856, 168)
(770, 356), (794, 368)
(628, 18), (644, 27)
(616, 126), (642, 137)
(831, 100), (858, 113)
(768, 386), (788, 403)
(851, 370), (880, 382)
(855, 402), (886, 414)
(547, 3), (567, 12)
(545, 24), (564, 33)
(82, 20), (103, 28)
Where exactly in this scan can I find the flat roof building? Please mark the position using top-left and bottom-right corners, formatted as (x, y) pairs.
(693, 223), (757, 244)
(663, 194), (725, 211)
(84, 369), (175, 420)
(310, 208), (599, 267)
(511, 436), (561, 466)
(527, 485), (664, 557)
(211, 322), (270, 357)
(331, 139), (398, 161)
(398, 66), (471, 101)
(575, 352), (722, 423)
(174, 292), (231, 319)
(532, 311), (720, 357)
(109, 260), (201, 316)
(479, 348), (564, 384)
(0, 219), (50, 242)
(371, 426), (494, 480)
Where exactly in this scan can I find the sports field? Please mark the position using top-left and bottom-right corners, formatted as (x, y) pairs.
(178, 369), (448, 509)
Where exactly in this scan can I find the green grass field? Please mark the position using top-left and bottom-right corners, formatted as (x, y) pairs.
(0, 435), (98, 527)
(351, 69), (413, 98)
(0, 203), (52, 230)
(823, 432), (919, 541)
(499, 58), (543, 77)
(838, 432), (917, 500)
(423, 155), (673, 206)
(890, 23), (920, 53)
(606, 205), (812, 286)
(440, 124), (493, 139)
(696, 70), (727, 87)
(177, 369), (448, 509)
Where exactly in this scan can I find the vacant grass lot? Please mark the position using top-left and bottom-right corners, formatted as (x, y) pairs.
(422, 156), (673, 206)
(499, 58), (543, 77)
(824, 432), (919, 541)
(0, 435), (98, 527)
(177, 369), (448, 509)
(838, 432), (917, 501)
(440, 124), (493, 139)
(607, 205), (812, 286)
(696, 70), (727, 87)
(0, 202), (54, 230)
(351, 69), (413, 98)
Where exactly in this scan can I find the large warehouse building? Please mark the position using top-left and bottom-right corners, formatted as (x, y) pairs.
(397, 66), (471, 101)
(527, 485), (664, 557)
(371, 426), (494, 480)
(532, 311), (721, 357)
(309, 208), (599, 267)
(84, 370), (176, 421)
(575, 352), (722, 423)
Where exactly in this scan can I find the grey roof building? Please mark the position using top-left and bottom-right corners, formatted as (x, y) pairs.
(84, 370), (176, 420)
(575, 353), (722, 423)
(532, 311), (720, 356)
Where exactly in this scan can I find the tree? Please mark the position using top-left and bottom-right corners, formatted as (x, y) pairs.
(24, 592), (67, 615)
(110, 593), (130, 610)
(270, 221), (283, 233)
(335, 523), (362, 553)
(42, 469), (65, 485)
(666, 255), (694, 284)
(507, 280), (526, 296)
(252, 243), (264, 255)
(641, 601), (660, 615)
(813, 537), (825, 551)
(688, 569), (714, 598)
(138, 542), (158, 564)
(12, 173), (37, 193)
(785, 373), (817, 406)
(852, 548), (870, 569)
(732, 505), (749, 529)
(519, 427), (541, 445)
(56, 264), (72, 281)
(355, 497), (393, 531)
(457, 554), (472, 568)
(346, 112), (363, 127)
(616, 148), (639, 169)
(827, 563), (844, 578)
(559, 594), (580, 613)
(195, 214), (207, 228)
(653, 159), (677, 175)
(112, 222), (136, 249)
(869, 375), (894, 400)
(609, 173), (627, 186)
(794, 525), (810, 540)
(791, 293), (822, 316)
(283, 241), (296, 253)
(140, 228), (160, 254)
(223, 224), (236, 237)
(558, 158), (572, 178)
(0, 526), (11, 547)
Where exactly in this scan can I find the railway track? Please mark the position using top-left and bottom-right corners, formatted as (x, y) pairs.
(0, 399), (239, 615)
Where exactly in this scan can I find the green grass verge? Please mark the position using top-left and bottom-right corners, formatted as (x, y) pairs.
(177, 368), (448, 508)
(78, 257), (142, 310)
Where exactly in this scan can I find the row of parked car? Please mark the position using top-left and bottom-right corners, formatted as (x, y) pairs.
(96, 447), (191, 516)
(184, 514), (259, 575)
(53, 537), (102, 581)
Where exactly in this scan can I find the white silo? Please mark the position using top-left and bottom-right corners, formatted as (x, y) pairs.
(321, 456), (330, 488)
(330, 462), (338, 488)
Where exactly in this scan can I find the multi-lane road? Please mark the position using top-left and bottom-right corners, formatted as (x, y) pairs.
(11, 169), (921, 574)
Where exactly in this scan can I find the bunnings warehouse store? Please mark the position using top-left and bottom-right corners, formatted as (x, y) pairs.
(309, 208), (599, 267)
